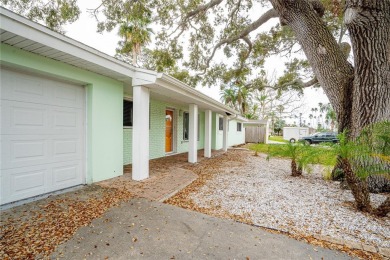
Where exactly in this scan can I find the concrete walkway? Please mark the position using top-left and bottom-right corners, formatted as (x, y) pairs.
(52, 198), (355, 259)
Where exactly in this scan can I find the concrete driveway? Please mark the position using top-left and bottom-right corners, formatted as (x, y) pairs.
(52, 198), (355, 259)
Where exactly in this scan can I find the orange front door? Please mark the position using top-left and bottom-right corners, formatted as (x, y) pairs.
(165, 110), (174, 153)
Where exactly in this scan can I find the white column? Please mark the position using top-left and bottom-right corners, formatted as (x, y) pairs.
(188, 104), (198, 163)
(223, 115), (228, 152)
(132, 86), (150, 180)
(204, 110), (212, 158)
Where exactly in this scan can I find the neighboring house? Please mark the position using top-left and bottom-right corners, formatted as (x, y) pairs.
(0, 8), (246, 205)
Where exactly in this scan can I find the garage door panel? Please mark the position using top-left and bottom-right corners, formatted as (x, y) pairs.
(52, 106), (84, 133)
(52, 136), (83, 162)
(50, 161), (83, 191)
(0, 166), (48, 205)
(2, 137), (49, 169)
(1, 70), (50, 104)
(1, 100), (49, 135)
(52, 83), (84, 108)
(2, 135), (83, 169)
(1, 68), (85, 205)
(2, 101), (83, 135)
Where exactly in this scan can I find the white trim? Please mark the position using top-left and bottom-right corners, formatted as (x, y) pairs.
(155, 74), (241, 116)
(0, 7), (157, 84)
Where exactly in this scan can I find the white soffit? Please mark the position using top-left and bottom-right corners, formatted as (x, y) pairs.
(0, 7), (157, 85)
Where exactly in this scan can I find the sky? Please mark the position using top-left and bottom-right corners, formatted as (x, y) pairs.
(63, 2), (329, 122)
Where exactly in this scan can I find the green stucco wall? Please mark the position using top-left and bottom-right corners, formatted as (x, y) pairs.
(211, 112), (245, 150)
(123, 100), (205, 165)
(1, 44), (124, 183)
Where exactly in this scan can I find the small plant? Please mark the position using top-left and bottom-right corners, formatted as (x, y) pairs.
(322, 166), (334, 181)
(266, 142), (322, 177)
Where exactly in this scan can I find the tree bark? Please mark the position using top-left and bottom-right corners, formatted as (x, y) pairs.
(291, 159), (302, 177)
(269, 0), (355, 133)
(374, 196), (390, 217)
(344, 0), (390, 137)
(341, 158), (372, 213)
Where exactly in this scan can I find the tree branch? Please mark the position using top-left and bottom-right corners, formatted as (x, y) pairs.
(170, 0), (224, 38)
(185, 0), (224, 19)
(199, 8), (278, 74)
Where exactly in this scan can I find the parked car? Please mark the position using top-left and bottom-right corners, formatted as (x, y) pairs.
(299, 132), (339, 144)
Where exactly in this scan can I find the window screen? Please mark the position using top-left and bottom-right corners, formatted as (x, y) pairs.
(219, 117), (223, 131)
(123, 100), (133, 127)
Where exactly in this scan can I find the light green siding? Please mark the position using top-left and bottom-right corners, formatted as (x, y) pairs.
(1, 44), (124, 183)
(123, 100), (205, 165)
(211, 112), (245, 150)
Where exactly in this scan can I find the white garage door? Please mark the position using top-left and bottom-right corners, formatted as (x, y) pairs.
(0, 69), (85, 205)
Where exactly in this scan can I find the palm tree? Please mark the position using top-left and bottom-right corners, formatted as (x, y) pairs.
(236, 86), (253, 115)
(309, 114), (314, 127)
(326, 106), (337, 131)
(117, 4), (153, 65)
(220, 88), (237, 109)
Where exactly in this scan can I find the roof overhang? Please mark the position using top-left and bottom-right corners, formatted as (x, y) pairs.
(0, 7), (242, 116)
(148, 73), (241, 115)
(0, 7), (157, 85)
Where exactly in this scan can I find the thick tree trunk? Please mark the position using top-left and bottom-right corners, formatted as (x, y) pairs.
(344, 0), (390, 137)
(269, 0), (355, 133)
(341, 158), (372, 212)
(374, 196), (390, 217)
(270, 0), (390, 216)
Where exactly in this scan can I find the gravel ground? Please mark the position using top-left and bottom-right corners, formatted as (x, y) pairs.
(190, 152), (390, 249)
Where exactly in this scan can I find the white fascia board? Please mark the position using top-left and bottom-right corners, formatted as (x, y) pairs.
(243, 119), (269, 125)
(235, 115), (248, 122)
(0, 7), (157, 84)
(155, 73), (240, 115)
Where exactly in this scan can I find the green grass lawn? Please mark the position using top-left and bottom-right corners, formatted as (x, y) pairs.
(268, 136), (288, 143)
(249, 143), (336, 166)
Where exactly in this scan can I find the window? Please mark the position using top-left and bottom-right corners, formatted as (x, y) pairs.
(183, 112), (189, 140)
(237, 122), (242, 132)
(123, 100), (133, 127)
(183, 112), (200, 141)
(219, 117), (223, 131)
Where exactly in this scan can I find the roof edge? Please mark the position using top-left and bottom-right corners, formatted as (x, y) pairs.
(156, 73), (241, 115)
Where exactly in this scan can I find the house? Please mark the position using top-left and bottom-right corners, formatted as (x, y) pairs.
(0, 7), (246, 205)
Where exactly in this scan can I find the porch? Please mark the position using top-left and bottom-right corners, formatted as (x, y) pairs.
(127, 73), (246, 181)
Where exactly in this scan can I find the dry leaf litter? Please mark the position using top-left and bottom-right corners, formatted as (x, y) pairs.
(0, 186), (133, 259)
